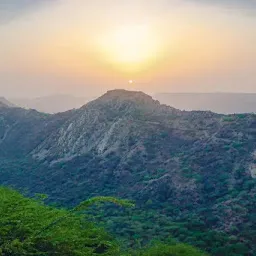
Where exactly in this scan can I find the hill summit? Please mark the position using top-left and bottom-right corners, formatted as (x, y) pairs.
(98, 89), (157, 103)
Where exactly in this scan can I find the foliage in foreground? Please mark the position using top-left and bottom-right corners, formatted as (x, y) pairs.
(0, 187), (207, 256)
(0, 187), (120, 255)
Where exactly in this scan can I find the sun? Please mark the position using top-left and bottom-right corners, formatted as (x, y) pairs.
(129, 80), (133, 84)
(99, 24), (159, 72)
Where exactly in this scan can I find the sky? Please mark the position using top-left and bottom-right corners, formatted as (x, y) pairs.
(0, 0), (255, 98)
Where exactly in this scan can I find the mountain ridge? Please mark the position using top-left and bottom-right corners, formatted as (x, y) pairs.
(6, 92), (256, 114)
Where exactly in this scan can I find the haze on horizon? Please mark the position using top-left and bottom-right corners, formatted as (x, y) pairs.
(0, 0), (255, 98)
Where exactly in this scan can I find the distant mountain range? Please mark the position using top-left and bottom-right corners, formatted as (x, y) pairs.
(5, 93), (256, 114)
(154, 93), (256, 114)
(0, 89), (255, 255)
(11, 95), (93, 113)
(0, 97), (16, 108)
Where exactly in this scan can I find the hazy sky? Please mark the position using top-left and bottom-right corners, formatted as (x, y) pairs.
(0, 0), (255, 97)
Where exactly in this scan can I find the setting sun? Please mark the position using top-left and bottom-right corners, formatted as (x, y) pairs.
(98, 25), (160, 73)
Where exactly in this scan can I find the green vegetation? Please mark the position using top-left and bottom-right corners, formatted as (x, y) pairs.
(0, 187), (120, 255)
(0, 149), (255, 256)
(0, 186), (207, 256)
(135, 242), (208, 256)
(89, 206), (254, 256)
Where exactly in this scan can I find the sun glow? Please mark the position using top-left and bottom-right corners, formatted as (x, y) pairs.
(98, 25), (160, 73)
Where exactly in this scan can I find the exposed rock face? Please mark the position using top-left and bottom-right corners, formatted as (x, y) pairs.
(31, 90), (224, 163)
(32, 90), (179, 162)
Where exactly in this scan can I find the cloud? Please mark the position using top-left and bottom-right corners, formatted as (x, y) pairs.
(188, 0), (256, 10)
(0, 0), (55, 23)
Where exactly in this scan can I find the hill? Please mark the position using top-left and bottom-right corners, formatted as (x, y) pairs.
(154, 93), (256, 114)
(0, 89), (255, 255)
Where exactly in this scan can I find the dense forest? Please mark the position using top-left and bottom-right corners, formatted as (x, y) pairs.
(0, 186), (207, 256)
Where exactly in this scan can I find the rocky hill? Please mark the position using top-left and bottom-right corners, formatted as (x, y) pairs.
(0, 89), (255, 255)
